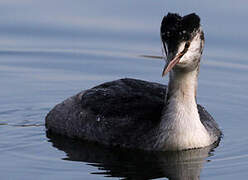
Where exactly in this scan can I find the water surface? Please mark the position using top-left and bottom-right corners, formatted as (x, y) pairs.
(1, 0), (248, 179)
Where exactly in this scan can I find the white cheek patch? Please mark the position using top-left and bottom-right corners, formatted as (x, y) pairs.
(179, 33), (201, 63)
(177, 42), (186, 56)
(189, 33), (201, 52)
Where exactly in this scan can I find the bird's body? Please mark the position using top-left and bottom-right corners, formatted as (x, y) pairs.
(46, 78), (221, 151)
(45, 13), (222, 151)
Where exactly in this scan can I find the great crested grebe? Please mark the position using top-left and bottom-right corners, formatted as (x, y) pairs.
(45, 13), (222, 151)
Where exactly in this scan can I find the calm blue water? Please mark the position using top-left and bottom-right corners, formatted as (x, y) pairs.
(1, 0), (248, 179)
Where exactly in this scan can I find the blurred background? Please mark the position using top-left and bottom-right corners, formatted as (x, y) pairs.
(0, 0), (248, 179)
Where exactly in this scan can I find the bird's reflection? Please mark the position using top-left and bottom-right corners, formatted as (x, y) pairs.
(47, 132), (218, 180)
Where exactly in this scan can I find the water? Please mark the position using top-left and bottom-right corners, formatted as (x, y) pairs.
(0, 0), (248, 179)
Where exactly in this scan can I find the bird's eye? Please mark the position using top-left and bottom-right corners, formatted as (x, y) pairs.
(179, 41), (191, 56)
(185, 41), (190, 49)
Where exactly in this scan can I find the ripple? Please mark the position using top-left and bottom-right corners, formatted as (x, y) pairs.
(213, 154), (248, 162)
(0, 0), (247, 179)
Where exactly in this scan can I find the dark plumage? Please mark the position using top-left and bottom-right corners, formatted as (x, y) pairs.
(161, 13), (200, 42)
(46, 78), (221, 149)
(161, 13), (201, 54)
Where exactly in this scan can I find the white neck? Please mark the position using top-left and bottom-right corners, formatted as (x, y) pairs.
(154, 68), (211, 150)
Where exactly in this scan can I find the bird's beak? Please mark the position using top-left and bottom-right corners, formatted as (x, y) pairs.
(162, 54), (181, 76)
(162, 41), (190, 77)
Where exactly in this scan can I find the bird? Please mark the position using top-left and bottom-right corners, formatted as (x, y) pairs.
(45, 13), (222, 151)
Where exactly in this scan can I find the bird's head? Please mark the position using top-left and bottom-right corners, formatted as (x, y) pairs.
(161, 13), (204, 76)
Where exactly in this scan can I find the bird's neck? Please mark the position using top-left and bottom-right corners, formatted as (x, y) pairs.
(155, 68), (211, 150)
(167, 69), (198, 108)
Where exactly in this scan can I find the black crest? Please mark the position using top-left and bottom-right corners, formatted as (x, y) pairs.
(161, 13), (200, 44)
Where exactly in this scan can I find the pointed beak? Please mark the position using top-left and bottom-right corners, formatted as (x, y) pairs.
(162, 54), (181, 76)
(162, 41), (190, 77)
